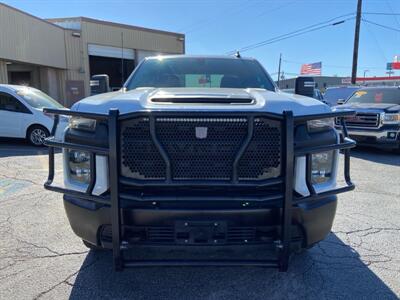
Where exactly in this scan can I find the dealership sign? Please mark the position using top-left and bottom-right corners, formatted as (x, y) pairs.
(387, 62), (400, 70)
(341, 77), (351, 84)
(387, 56), (400, 70)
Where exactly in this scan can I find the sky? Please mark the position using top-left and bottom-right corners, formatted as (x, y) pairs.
(3, 0), (400, 79)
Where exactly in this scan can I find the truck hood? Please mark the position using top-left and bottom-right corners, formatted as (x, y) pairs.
(72, 88), (331, 115)
(336, 102), (400, 113)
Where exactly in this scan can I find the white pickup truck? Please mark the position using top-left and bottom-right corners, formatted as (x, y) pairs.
(44, 55), (355, 271)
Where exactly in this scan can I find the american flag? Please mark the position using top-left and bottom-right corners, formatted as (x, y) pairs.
(300, 62), (322, 75)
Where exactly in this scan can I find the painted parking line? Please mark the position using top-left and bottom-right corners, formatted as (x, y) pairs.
(0, 178), (32, 198)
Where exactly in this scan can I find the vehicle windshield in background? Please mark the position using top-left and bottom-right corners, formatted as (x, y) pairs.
(16, 88), (64, 109)
(324, 87), (360, 106)
(125, 57), (275, 91)
(346, 88), (400, 105)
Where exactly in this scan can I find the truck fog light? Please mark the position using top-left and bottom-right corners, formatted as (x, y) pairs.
(311, 151), (334, 184)
(68, 150), (91, 184)
(387, 132), (397, 139)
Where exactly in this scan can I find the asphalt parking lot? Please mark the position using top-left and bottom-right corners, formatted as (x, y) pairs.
(0, 140), (399, 300)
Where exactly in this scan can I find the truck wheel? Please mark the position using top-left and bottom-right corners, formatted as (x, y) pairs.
(82, 240), (107, 251)
(27, 125), (49, 146)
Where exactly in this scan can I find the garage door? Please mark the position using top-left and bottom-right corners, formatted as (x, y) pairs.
(88, 44), (134, 60)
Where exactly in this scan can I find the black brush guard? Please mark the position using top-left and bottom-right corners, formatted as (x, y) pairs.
(43, 108), (355, 272)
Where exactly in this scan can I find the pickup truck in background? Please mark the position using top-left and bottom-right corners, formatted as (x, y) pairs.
(323, 86), (360, 107)
(281, 88), (326, 104)
(335, 86), (400, 151)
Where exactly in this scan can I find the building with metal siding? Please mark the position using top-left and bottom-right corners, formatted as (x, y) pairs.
(277, 76), (348, 92)
(277, 76), (400, 93)
(0, 3), (185, 106)
(0, 4), (66, 69)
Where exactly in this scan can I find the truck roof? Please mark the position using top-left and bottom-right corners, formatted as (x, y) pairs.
(144, 54), (257, 62)
(356, 86), (400, 90)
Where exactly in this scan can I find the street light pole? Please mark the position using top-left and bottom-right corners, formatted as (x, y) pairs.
(351, 0), (363, 85)
(363, 69), (369, 84)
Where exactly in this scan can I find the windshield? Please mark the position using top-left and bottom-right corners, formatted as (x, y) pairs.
(16, 88), (64, 109)
(346, 88), (400, 105)
(324, 87), (359, 106)
(125, 57), (275, 91)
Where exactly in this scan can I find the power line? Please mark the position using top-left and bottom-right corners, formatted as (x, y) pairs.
(176, 0), (256, 33)
(363, 12), (400, 16)
(283, 59), (350, 69)
(177, 0), (293, 34)
(283, 59), (349, 68)
(385, 0), (400, 45)
(364, 20), (388, 63)
(251, 0), (296, 19)
(282, 59), (385, 71)
(227, 17), (355, 54)
(228, 13), (355, 53)
(384, 0), (400, 29)
(362, 18), (400, 33)
(238, 18), (353, 53)
(226, 13), (355, 54)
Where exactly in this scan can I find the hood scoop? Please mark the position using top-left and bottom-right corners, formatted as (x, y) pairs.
(151, 97), (254, 104)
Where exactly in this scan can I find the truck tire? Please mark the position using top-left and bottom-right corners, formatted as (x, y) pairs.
(27, 125), (49, 146)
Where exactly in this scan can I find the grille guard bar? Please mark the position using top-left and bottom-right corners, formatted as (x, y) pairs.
(43, 107), (356, 271)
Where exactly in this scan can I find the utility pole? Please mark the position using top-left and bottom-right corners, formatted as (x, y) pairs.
(277, 53), (282, 89)
(351, 0), (362, 84)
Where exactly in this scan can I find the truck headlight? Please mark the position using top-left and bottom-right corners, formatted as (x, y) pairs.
(311, 151), (334, 184)
(68, 150), (91, 184)
(382, 113), (400, 124)
(307, 118), (334, 133)
(69, 117), (97, 132)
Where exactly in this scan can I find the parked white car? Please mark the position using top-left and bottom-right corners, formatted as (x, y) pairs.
(0, 84), (64, 146)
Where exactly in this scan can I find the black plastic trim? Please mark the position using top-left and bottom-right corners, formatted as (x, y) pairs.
(43, 107), (356, 272)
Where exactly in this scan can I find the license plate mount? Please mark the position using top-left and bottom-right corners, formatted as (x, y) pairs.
(175, 221), (227, 245)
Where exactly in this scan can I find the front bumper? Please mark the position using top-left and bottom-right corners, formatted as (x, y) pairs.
(44, 108), (355, 271)
(64, 194), (338, 250)
(336, 125), (400, 149)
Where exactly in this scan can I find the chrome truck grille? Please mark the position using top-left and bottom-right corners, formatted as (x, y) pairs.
(120, 116), (282, 182)
(336, 112), (380, 128)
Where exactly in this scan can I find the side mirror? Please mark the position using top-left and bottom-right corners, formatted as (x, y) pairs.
(295, 77), (315, 98)
(90, 74), (111, 95)
(337, 98), (346, 105)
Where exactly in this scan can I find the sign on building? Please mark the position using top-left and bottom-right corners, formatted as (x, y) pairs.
(341, 77), (351, 84)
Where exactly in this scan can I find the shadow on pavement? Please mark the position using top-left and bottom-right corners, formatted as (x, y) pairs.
(69, 234), (398, 299)
(0, 138), (49, 157)
(351, 146), (400, 166)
